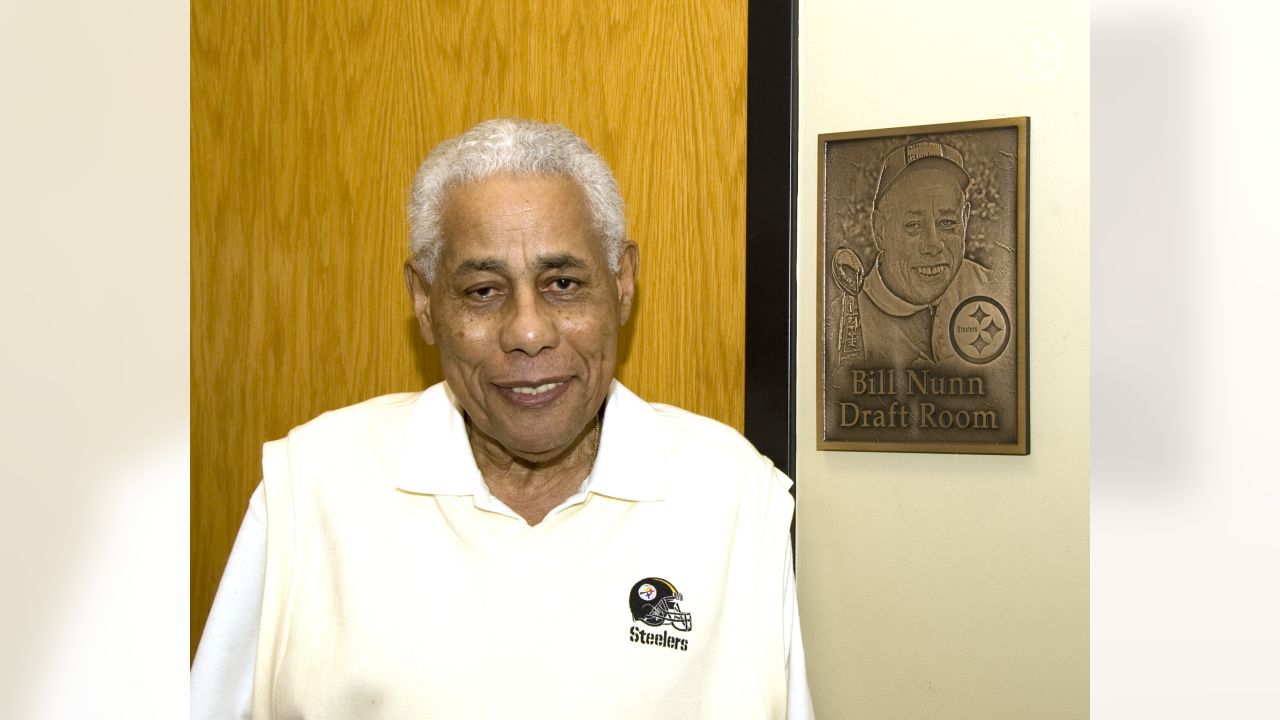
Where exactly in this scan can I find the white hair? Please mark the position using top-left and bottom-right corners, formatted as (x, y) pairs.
(407, 118), (626, 282)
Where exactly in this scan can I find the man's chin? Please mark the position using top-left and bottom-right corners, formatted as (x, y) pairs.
(896, 287), (943, 307)
(488, 425), (587, 461)
(504, 439), (581, 464)
(899, 275), (955, 306)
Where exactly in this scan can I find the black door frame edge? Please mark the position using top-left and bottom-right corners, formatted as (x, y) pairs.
(744, 0), (799, 483)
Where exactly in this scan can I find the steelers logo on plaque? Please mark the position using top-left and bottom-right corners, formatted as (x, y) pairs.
(949, 296), (1011, 364)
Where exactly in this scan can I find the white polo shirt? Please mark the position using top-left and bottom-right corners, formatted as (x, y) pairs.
(192, 381), (813, 719)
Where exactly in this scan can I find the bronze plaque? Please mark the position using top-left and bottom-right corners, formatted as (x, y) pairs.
(818, 118), (1029, 454)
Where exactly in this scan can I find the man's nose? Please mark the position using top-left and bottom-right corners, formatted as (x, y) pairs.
(920, 221), (944, 255)
(499, 287), (559, 355)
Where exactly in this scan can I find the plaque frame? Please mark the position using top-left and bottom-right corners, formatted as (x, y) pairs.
(817, 117), (1029, 455)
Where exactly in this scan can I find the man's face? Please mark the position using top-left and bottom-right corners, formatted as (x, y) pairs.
(873, 166), (970, 306)
(406, 173), (637, 464)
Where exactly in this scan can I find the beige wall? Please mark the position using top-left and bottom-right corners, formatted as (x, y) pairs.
(796, 1), (1089, 718)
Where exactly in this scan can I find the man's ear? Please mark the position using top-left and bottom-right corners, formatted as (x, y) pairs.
(403, 260), (437, 346)
(615, 242), (639, 325)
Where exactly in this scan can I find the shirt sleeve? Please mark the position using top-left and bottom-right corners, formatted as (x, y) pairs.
(784, 536), (817, 720)
(190, 484), (267, 720)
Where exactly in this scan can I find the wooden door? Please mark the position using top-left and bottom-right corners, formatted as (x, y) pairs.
(191, 0), (747, 652)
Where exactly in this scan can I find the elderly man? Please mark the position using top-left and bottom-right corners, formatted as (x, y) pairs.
(856, 139), (1008, 367)
(191, 119), (812, 719)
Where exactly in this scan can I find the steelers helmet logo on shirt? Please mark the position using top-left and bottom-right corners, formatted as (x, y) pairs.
(629, 577), (692, 632)
(637, 583), (657, 601)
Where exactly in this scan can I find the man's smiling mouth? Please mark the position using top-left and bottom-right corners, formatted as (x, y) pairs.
(509, 381), (564, 396)
(913, 263), (949, 278)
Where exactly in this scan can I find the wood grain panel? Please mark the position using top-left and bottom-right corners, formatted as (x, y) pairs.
(192, 0), (747, 653)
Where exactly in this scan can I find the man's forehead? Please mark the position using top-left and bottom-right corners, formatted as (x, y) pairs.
(435, 173), (604, 269)
(880, 167), (966, 207)
(446, 251), (589, 278)
(444, 172), (588, 217)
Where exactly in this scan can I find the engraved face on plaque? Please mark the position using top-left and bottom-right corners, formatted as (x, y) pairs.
(818, 118), (1029, 454)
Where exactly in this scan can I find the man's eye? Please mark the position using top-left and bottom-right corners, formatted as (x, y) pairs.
(938, 219), (957, 229)
(905, 221), (923, 233)
(468, 286), (499, 300)
(548, 278), (579, 292)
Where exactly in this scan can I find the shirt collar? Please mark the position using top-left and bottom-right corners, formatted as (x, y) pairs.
(586, 381), (666, 502)
(397, 382), (487, 496)
(862, 265), (930, 317)
(396, 380), (665, 503)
